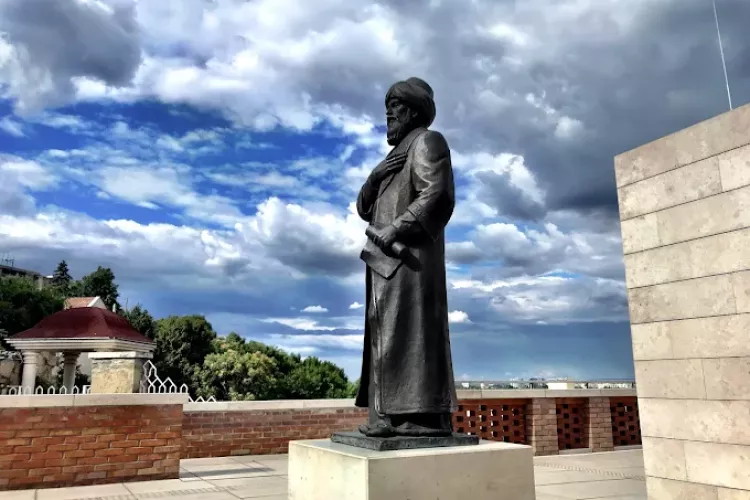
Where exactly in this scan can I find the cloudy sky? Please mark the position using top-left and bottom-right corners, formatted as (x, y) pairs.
(1, 0), (748, 382)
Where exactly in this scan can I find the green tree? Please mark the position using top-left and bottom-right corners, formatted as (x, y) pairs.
(286, 356), (354, 399)
(0, 276), (64, 349)
(348, 378), (360, 398)
(152, 315), (217, 391)
(75, 266), (120, 311)
(51, 260), (73, 296)
(121, 304), (156, 339)
(0, 328), (8, 351)
(195, 348), (280, 401)
(195, 332), (356, 400)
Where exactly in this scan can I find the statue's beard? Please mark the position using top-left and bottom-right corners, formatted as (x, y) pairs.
(386, 118), (413, 146)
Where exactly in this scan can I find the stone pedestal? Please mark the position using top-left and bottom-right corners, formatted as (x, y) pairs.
(89, 351), (152, 394)
(288, 439), (536, 500)
(615, 102), (750, 497)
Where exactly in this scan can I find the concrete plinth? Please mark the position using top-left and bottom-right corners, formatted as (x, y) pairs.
(89, 351), (152, 393)
(288, 439), (536, 500)
(615, 102), (750, 497)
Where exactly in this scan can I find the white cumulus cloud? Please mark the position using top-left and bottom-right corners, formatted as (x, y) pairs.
(302, 305), (328, 313)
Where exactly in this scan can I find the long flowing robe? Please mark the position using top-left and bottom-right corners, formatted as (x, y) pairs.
(354, 126), (458, 416)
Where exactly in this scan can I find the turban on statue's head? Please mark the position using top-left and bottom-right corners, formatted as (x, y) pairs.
(385, 77), (436, 127)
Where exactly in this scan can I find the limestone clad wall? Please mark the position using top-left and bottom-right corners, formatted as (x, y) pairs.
(615, 102), (750, 498)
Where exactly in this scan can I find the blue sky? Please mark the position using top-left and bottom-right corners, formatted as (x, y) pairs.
(1, 0), (749, 381)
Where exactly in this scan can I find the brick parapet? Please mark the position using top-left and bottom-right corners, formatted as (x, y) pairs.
(0, 403), (183, 491)
(524, 398), (559, 456)
(588, 396), (615, 452)
(181, 407), (368, 458)
(0, 391), (639, 490)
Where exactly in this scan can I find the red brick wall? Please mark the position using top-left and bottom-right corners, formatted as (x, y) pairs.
(182, 407), (368, 458)
(609, 396), (642, 446)
(0, 404), (183, 491)
(453, 399), (528, 443)
(183, 396), (642, 459)
(556, 398), (589, 450)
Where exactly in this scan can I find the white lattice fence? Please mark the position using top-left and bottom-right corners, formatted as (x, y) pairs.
(0, 384), (91, 396)
(139, 360), (216, 402)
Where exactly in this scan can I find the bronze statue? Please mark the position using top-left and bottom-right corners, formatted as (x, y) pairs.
(354, 77), (459, 438)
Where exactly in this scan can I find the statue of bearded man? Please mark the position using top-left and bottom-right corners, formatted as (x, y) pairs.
(355, 77), (458, 438)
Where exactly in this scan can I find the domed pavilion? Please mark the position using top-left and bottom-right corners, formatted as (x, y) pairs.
(7, 302), (154, 393)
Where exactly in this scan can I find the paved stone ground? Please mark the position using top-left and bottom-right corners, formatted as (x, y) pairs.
(0, 448), (645, 500)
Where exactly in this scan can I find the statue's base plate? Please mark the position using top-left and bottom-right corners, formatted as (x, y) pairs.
(330, 431), (479, 451)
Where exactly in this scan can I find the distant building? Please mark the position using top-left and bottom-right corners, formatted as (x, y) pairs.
(547, 381), (579, 390)
(64, 297), (107, 310)
(591, 382), (634, 389)
(0, 263), (52, 289)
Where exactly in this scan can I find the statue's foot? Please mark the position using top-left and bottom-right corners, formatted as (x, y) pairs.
(394, 421), (452, 437)
(359, 421), (397, 437)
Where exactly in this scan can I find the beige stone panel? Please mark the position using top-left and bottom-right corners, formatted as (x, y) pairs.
(628, 274), (736, 324)
(669, 314), (750, 359)
(673, 103), (750, 167)
(642, 436), (687, 481)
(618, 156), (721, 221)
(623, 242), (692, 289)
(719, 488), (750, 500)
(703, 357), (750, 400)
(634, 360), (706, 399)
(685, 441), (750, 490)
(640, 398), (750, 445)
(646, 477), (719, 500)
(620, 213), (660, 254)
(688, 229), (750, 279)
(732, 271), (750, 313)
(615, 102), (750, 188)
(615, 133), (680, 188)
(626, 227), (750, 289)
(657, 185), (750, 247)
(631, 322), (673, 361)
(719, 144), (750, 191)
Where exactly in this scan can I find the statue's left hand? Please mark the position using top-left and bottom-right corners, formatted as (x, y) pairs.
(368, 224), (398, 250)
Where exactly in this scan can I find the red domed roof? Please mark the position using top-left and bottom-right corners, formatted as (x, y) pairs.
(10, 307), (153, 344)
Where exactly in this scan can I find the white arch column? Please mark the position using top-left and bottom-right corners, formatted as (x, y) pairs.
(62, 351), (80, 392)
(20, 351), (40, 393)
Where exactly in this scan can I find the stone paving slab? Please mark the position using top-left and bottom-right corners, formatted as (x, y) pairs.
(0, 448), (645, 500)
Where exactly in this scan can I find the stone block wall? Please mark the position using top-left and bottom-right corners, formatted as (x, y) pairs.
(0, 394), (186, 491)
(615, 102), (750, 497)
